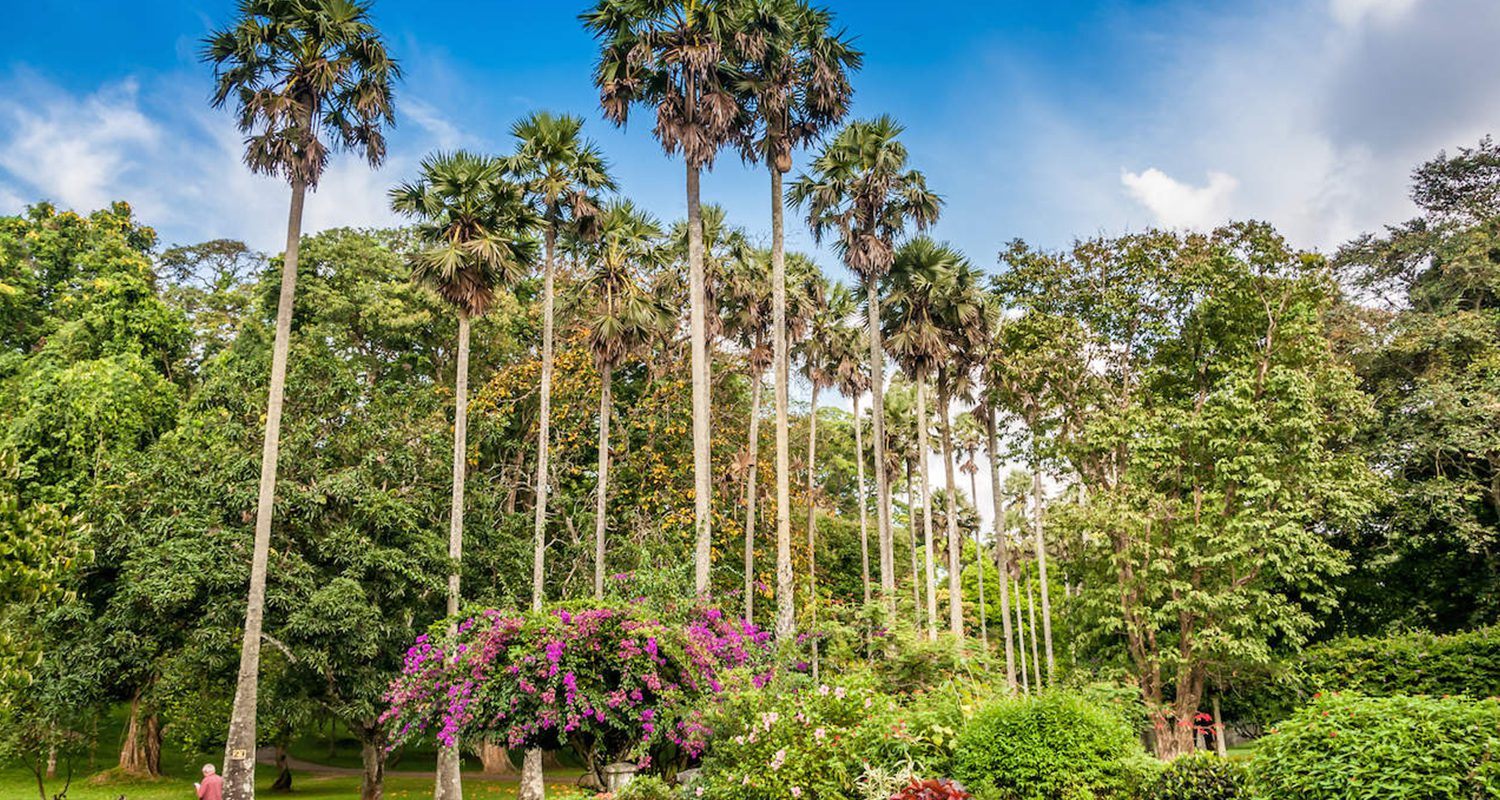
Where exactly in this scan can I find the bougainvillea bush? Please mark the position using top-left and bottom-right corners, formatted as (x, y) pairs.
(1250, 693), (1500, 799)
(381, 604), (770, 780)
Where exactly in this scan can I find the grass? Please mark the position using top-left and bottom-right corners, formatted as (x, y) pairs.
(0, 764), (591, 800)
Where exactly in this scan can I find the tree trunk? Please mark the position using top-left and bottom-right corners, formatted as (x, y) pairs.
(1026, 565), (1042, 689)
(518, 748), (544, 800)
(907, 461), (921, 630)
(434, 311), (472, 800)
(224, 175), (305, 800)
(806, 382), (820, 680)
(1015, 575), (1030, 695)
(968, 464), (988, 649)
(744, 369), (763, 621)
(772, 168), (795, 641)
(866, 280), (895, 611)
(1032, 465), (1056, 683)
(144, 714), (161, 777)
(119, 690), (145, 775)
(985, 409), (1017, 692)
(1212, 695), (1228, 758)
(854, 392), (871, 609)
(478, 743), (515, 775)
(915, 373), (937, 640)
(361, 739), (385, 800)
(687, 162), (713, 598)
(45, 743), (55, 780)
(271, 743), (292, 792)
(594, 365), (613, 600)
(533, 228), (558, 612)
(939, 392), (963, 640)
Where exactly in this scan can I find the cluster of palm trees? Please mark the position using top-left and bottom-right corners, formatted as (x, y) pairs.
(202, 1), (1057, 799)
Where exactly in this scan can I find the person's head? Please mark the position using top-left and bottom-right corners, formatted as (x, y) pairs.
(202, 764), (216, 776)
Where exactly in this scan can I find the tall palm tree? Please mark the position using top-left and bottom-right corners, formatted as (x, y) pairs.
(390, 151), (536, 800)
(735, 0), (860, 643)
(979, 393), (1018, 691)
(793, 278), (846, 668)
(834, 323), (873, 609)
(202, 4), (396, 796)
(577, 200), (670, 599)
(882, 237), (953, 640)
(584, 0), (747, 597)
(508, 111), (614, 610)
(789, 116), (941, 617)
(932, 255), (987, 640)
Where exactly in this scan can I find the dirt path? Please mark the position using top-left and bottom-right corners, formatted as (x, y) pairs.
(254, 746), (535, 782)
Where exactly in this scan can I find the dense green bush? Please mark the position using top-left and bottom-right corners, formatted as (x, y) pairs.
(1143, 754), (1247, 800)
(951, 693), (1153, 800)
(1251, 693), (1500, 799)
(1227, 627), (1500, 727)
(617, 774), (680, 800)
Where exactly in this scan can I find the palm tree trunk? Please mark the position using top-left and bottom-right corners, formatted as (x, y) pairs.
(915, 373), (937, 641)
(1032, 463), (1055, 683)
(522, 227), (560, 800)
(938, 389), (963, 640)
(223, 176), (305, 800)
(1014, 574), (1030, 695)
(865, 280), (895, 611)
(984, 409), (1017, 692)
(434, 312), (472, 800)
(907, 461), (920, 630)
(772, 168), (795, 641)
(1026, 564), (1042, 689)
(805, 382), (820, 680)
(854, 393), (870, 609)
(594, 364), (613, 600)
(968, 464), (988, 649)
(687, 162), (712, 598)
(743, 368), (763, 622)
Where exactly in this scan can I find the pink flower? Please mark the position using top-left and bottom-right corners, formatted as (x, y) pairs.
(790, 787), (802, 797)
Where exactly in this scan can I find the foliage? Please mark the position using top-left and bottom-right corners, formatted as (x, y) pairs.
(889, 777), (972, 800)
(383, 605), (771, 775)
(1142, 754), (1247, 800)
(615, 774), (681, 800)
(1251, 693), (1500, 800)
(950, 693), (1152, 800)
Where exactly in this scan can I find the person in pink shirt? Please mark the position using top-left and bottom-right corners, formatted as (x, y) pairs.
(195, 763), (223, 800)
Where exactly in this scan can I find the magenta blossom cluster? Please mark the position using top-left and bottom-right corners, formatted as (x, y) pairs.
(380, 604), (771, 767)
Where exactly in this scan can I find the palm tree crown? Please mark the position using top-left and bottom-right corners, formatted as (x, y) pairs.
(508, 111), (616, 237)
(578, 199), (672, 371)
(204, 0), (400, 187)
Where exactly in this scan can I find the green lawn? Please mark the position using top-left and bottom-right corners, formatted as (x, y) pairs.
(0, 765), (591, 800)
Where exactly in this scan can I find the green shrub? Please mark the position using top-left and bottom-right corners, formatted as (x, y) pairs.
(1143, 753), (1247, 800)
(952, 693), (1152, 800)
(1251, 693), (1500, 799)
(617, 774), (680, 800)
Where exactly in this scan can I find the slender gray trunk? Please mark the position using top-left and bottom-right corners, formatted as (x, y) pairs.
(1026, 565), (1042, 689)
(907, 461), (920, 630)
(533, 228), (558, 611)
(866, 281), (895, 611)
(688, 163), (712, 598)
(744, 369), (763, 621)
(915, 373), (937, 640)
(854, 393), (870, 608)
(806, 383), (820, 680)
(1213, 695), (1228, 758)
(223, 176), (305, 800)
(593, 365), (613, 600)
(1032, 465), (1055, 683)
(984, 409), (1017, 691)
(1015, 575), (1030, 695)
(969, 463), (987, 649)
(772, 168), (795, 640)
(434, 312), (472, 800)
(939, 391), (963, 640)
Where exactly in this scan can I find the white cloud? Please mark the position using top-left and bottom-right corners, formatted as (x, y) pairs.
(1120, 168), (1238, 231)
(0, 73), (461, 251)
(1330, 0), (1420, 28)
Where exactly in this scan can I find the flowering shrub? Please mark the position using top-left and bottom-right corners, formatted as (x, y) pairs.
(888, 777), (971, 800)
(694, 674), (897, 800)
(381, 604), (770, 776)
(1250, 693), (1500, 799)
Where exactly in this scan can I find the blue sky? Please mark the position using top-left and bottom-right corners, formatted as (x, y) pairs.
(6, 0), (1497, 277)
